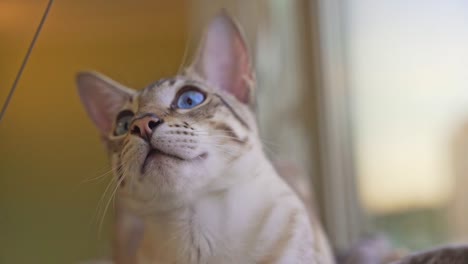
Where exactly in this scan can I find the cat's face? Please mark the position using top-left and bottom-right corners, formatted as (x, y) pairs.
(77, 14), (257, 211)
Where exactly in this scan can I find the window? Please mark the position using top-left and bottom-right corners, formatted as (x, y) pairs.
(344, 0), (468, 250)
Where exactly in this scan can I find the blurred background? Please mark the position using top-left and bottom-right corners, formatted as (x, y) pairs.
(1, 0), (468, 263)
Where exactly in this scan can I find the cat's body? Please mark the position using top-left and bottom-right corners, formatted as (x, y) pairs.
(77, 13), (334, 264)
(125, 152), (328, 263)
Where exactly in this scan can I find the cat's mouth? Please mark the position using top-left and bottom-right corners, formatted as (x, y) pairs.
(148, 148), (184, 161)
(141, 148), (208, 173)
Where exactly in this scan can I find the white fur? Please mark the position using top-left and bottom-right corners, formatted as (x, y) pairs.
(118, 135), (334, 264)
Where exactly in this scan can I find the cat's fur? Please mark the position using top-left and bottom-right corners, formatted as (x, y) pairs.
(77, 13), (334, 264)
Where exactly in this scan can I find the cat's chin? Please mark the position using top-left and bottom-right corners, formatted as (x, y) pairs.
(127, 150), (213, 202)
(140, 148), (208, 174)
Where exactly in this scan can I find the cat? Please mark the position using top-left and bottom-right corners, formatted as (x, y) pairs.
(76, 12), (335, 264)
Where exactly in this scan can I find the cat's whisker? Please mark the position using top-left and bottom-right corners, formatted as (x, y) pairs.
(127, 150), (145, 196)
(77, 163), (124, 188)
(112, 163), (131, 209)
(193, 128), (280, 146)
(93, 159), (134, 227)
(257, 138), (281, 154)
(124, 158), (137, 196)
(98, 169), (128, 236)
(257, 137), (280, 147)
(195, 134), (245, 141)
(259, 141), (277, 157)
(196, 132), (279, 149)
(94, 167), (123, 217)
(195, 132), (281, 160)
(197, 143), (238, 157)
(121, 143), (132, 157)
(96, 156), (137, 236)
(194, 131), (245, 141)
(208, 143), (238, 152)
(120, 149), (133, 194)
(92, 177), (116, 227)
(80, 167), (116, 185)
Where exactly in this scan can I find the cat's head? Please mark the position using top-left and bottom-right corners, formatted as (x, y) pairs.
(77, 14), (259, 211)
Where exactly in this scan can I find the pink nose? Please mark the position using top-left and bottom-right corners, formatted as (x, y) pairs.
(130, 115), (161, 140)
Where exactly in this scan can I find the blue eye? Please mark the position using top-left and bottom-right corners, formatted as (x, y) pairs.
(176, 90), (205, 109)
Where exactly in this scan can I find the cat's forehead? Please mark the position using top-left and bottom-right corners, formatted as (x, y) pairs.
(137, 76), (205, 107)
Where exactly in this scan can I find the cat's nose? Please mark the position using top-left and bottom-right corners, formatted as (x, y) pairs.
(130, 115), (161, 141)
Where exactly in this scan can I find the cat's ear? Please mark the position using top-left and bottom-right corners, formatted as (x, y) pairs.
(189, 11), (254, 104)
(76, 71), (135, 136)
